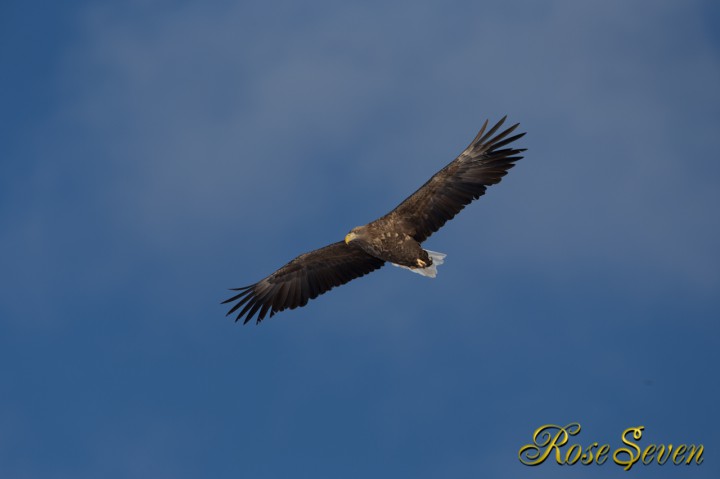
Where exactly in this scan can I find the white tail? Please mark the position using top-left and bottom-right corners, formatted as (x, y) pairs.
(391, 249), (446, 278)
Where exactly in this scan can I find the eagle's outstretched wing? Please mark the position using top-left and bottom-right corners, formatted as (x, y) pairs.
(223, 241), (385, 324)
(384, 117), (526, 243)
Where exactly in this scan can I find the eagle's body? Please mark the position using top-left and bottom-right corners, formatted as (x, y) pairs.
(224, 117), (526, 324)
(346, 223), (430, 270)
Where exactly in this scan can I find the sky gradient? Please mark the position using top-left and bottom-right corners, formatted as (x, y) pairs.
(2, 1), (719, 477)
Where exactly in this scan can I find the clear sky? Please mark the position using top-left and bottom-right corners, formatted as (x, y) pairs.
(1, 0), (719, 477)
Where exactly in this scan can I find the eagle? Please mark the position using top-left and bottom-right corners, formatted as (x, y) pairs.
(224, 117), (526, 324)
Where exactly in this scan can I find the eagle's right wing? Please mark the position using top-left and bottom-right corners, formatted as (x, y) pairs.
(223, 241), (385, 324)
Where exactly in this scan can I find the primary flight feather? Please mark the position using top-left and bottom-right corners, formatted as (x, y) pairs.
(223, 117), (526, 324)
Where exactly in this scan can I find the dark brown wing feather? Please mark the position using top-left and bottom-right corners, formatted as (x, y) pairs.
(222, 241), (385, 324)
(384, 117), (526, 243)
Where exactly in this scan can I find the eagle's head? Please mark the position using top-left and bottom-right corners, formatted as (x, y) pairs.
(344, 225), (367, 245)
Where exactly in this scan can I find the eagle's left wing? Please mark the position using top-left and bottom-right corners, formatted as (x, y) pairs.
(384, 117), (526, 243)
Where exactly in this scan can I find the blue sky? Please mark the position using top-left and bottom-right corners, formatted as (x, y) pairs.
(1, 0), (719, 477)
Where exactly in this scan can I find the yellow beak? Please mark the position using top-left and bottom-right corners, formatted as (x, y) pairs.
(344, 232), (357, 244)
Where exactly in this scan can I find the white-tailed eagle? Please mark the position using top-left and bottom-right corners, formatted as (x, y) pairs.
(224, 117), (526, 324)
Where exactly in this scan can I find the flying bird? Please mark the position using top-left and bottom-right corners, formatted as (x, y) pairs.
(224, 117), (526, 324)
